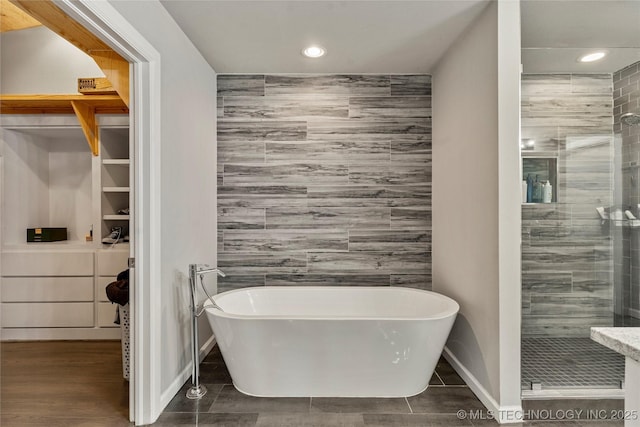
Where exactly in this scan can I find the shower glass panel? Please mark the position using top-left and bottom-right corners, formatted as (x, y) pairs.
(613, 64), (640, 328)
(520, 0), (640, 394)
(520, 72), (622, 390)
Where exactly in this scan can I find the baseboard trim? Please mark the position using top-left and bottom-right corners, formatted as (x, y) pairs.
(443, 346), (523, 424)
(159, 334), (216, 410)
(1, 327), (122, 341)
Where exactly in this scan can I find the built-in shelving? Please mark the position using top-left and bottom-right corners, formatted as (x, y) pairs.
(522, 156), (558, 204)
(102, 187), (130, 192)
(102, 159), (130, 165)
(103, 215), (130, 221)
(99, 127), (130, 241)
(0, 94), (129, 156)
(0, 94), (128, 114)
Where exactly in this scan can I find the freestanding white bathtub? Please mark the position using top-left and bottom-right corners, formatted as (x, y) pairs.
(203, 286), (459, 398)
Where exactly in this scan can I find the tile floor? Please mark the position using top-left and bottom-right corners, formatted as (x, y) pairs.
(522, 338), (624, 389)
(156, 346), (624, 426)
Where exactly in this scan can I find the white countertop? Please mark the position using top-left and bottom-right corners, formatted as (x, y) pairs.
(591, 327), (640, 362)
(2, 241), (129, 252)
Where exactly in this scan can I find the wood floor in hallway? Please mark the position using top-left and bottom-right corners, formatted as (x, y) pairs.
(0, 340), (131, 427)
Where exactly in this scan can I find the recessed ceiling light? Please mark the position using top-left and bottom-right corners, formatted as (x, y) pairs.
(302, 46), (326, 58)
(578, 51), (607, 63)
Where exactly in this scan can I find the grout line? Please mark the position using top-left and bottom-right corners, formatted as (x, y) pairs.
(434, 371), (445, 386)
(309, 396), (313, 411)
(405, 397), (413, 414)
(208, 384), (225, 410)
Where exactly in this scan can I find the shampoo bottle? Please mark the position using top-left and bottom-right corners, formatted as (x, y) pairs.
(526, 174), (534, 203)
(522, 180), (528, 203)
(543, 181), (552, 203)
(532, 175), (542, 203)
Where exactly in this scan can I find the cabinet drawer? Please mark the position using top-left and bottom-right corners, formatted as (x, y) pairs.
(2, 252), (94, 276)
(2, 277), (94, 302)
(97, 251), (129, 276)
(1, 302), (94, 327)
(97, 276), (117, 302)
(98, 302), (120, 328)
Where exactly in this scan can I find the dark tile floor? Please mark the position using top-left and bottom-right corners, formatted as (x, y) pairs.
(522, 338), (624, 389)
(156, 346), (624, 426)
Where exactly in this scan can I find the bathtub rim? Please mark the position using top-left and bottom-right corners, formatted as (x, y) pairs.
(203, 286), (460, 321)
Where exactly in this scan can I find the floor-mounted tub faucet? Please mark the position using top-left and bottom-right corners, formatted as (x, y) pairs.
(187, 264), (225, 400)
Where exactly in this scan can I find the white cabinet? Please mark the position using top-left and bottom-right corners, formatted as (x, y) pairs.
(1, 303), (94, 328)
(2, 252), (94, 276)
(95, 249), (129, 329)
(1, 250), (97, 336)
(0, 116), (130, 340)
(0, 249), (127, 339)
(97, 276), (117, 302)
(97, 250), (129, 276)
(2, 277), (94, 302)
(98, 302), (120, 328)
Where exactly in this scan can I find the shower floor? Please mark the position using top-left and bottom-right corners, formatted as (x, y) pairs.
(522, 337), (624, 390)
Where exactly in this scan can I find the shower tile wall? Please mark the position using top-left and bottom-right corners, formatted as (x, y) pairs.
(216, 75), (431, 291)
(521, 74), (614, 337)
(614, 62), (640, 316)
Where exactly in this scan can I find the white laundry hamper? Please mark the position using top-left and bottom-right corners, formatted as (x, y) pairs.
(119, 303), (130, 381)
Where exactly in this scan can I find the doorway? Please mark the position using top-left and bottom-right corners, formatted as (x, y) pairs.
(0, 1), (153, 423)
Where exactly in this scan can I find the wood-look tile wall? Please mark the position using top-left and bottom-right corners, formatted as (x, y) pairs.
(521, 74), (614, 337)
(217, 75), (432, 291)
(614, 62), (640, 315)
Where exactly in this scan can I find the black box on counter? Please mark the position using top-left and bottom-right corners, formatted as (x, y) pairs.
(27, 227), (68, 242)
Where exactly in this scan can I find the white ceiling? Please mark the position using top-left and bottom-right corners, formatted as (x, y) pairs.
(160, 0), (640, 75)
(521, 0), (640, 73)
(160, 0), (490, 74)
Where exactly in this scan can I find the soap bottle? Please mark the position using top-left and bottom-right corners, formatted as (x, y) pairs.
(522, 180), (528, 203)
(543, 180), (552, 203)
(526, 174), (534, 203)
(532, 175), (542, 203)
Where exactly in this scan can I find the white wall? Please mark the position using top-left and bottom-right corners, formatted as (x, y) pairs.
(432, 0), (521, 420)
(48, 138), (93, 241)
(107, 0), (218, 410)
(1, 130), (50, 244)
(0, 26), (104, 93)
(0, 130), (92, 244)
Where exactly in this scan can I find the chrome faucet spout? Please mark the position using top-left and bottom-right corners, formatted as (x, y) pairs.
(196, 267), (226, 277)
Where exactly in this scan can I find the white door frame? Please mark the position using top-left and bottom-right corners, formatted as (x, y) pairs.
(54, 1), (162, 424)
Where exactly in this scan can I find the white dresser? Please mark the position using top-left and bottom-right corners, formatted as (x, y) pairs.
(1, 245), (129, 340)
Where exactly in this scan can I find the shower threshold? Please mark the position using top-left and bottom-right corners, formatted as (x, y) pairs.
(522, 388), (624, 400)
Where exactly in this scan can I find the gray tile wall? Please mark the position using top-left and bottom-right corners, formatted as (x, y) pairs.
(217, 75), (431, 291)
(614, 62), (640, 314)
(521, 74), (614, 337)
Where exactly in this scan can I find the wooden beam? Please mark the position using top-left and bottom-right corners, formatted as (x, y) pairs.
(9, 0), (130, 107)
(8, 0), (110, 51)
(1, 94), (128, 156)
(71, 100), (98, 156)
(90, 51), (130, 107)
(0, 0), (42, 32)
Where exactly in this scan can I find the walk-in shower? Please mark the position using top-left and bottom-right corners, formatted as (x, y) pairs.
(520, 61), (640, 394)
(520, 0), (640, 395)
